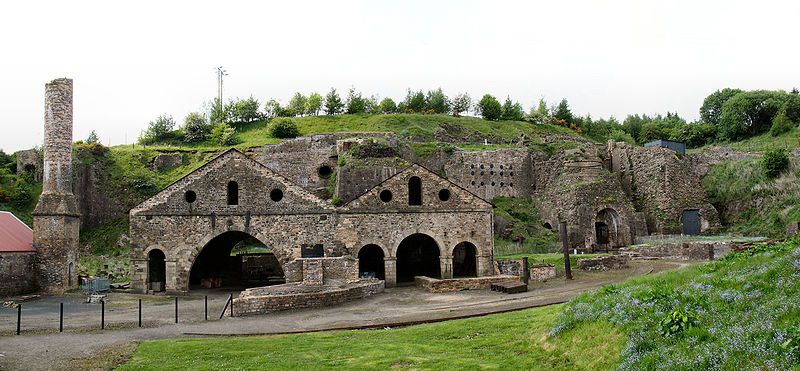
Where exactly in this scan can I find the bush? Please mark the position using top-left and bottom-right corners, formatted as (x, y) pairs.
(210, 123), (236, 146)
(182, 112), (210, 143)
(8, 179), (33, 208)
(477, 94), (502, 121)
(762, 148), (789, 178)
(269, 118), (300, 139)
(138, 114), (176, 145)
(770, 110), (794, 137)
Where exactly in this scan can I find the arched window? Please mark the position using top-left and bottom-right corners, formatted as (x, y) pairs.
(227, 181), (239, 205)
(408, 176), (422, 205)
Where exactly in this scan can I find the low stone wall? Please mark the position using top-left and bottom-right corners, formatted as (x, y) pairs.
(495, 260), (522, 276)
(415, 275), (518, 293)
(530, 264), (556, 282)
(0, 252), (37, 297)
(233, 279), (384, 316)
(577, 255), (629, 271)
(622, 242), (715, 261)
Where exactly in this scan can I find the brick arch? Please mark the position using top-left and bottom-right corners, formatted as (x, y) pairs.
(389, 233), (448, 258)
(353, 242), (390, 258)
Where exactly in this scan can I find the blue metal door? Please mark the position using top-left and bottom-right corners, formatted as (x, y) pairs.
(681, 210), (700, 235)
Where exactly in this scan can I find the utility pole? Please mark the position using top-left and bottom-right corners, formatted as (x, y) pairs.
(215, 66), (228, 113)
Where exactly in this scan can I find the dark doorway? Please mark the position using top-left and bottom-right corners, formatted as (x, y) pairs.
(595, 222), (610, 245)
(396, 234), (440, 283)
(452, 242), (477, 278)
(148, 249), (166, 292)
(681, 209), (701, 236)
(189, 232), (284, 290)
(408, 176), (422, 205)
(227, 181), (239, 205)
(358, 244), (385, 280)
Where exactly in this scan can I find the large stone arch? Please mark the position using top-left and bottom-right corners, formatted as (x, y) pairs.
(394, 233), (442, 283)
(593, 207), (629, 248)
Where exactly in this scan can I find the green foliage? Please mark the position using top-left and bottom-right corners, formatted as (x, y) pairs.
(269, 118), (300, 139)
(718, 90), (787, 140)
(451, 92), (471, 117)
(210, 123), (236, 146)
(86, 130), (99, 144)
(264, 98), (286, 119)
(287, 92), (307, 117)
(378, 97), (397, 114)
(182, 112), (210, 143)
(492, 197), (558, 255)
(700, 88), (743, 126)
(553, 99), (573, 123)
(228, 96), (261, 123)
(402, 89), (426, 113)
(762, 147), (789, 178)
(345, 88), (367, 114)
(476, 94), (502, 121)
(770, 109), (794, 137)
(658, 306), (698, 337)
(305, 92), (323, 116)
(7, 178), (33, 208)
(330, 196), (342, 206)
(609, 129), (636, 144)
(501, 97), (525, 121)
(425, 88), (450, 114)
(324, 88), (344, 115)
(138, 114), (176, 145)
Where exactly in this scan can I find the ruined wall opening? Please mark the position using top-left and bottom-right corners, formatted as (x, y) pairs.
(148, 249), (166, 292)
(189, 231), (284, 291)
(396, 233), (440, 283)
(358, 244), (385, 280)
(681, 209), (701, 235)
(452, 242), (477, 278)
(408, 176), (422, 205)
(227, 181), (239, 205)
(595, 208), (623, 248)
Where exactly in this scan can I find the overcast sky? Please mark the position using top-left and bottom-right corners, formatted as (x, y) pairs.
(1, 0), (798, 152)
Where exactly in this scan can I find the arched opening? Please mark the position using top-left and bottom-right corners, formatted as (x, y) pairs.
(408, 176), (422, 205)
(318, 165), (333, 178)
(358, 244), (385, 280)
(595, 208), (622, 248)
(67, 262), (74, 287)
(452, 242), (477, 278)
(227, 181), (239, 205)
(148, 249), (166, 292)
(189, 231), (285, 291)
(396, 233), (440, 283)
(543, 223), (552, 230)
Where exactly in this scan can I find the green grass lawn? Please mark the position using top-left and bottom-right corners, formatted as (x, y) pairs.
(119, 304), (626, 371)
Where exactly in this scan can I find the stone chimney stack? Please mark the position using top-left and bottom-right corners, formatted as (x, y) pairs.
(33, 78), (81, 294)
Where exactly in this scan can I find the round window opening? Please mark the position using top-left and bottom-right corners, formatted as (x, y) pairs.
(438, 189), (451, 202)
(184, 190), (197, 203)
(379, 189), (393, 202)
(270, 189), (284, 202)
(318, 165), (333, 178)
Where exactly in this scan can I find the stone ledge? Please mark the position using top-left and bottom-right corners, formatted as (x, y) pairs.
(233, 279), (384, 316)
(414, 275), (519, 293)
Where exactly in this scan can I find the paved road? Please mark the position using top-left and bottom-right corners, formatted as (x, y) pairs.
(0, 260), (682, 370)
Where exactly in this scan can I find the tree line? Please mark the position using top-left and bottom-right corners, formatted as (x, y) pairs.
(136, 86), (800, 148)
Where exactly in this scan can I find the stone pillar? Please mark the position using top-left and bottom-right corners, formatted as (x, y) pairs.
(164, 260), (180, 294)
(131, 259), (148, 293)
(302, 259), (324, 286)
(33, 78), (80, 295)
(384, 257), (397, 287)
(440, 256), (453, 279)
(477, 255), (493, 277)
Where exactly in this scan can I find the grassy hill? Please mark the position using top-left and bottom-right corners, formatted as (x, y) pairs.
(118, 239), (800, 370)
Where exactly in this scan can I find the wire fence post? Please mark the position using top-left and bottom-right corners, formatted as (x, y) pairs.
(174, 297), (178, 324)
(204, 295), (208, 321)
(59, 302), (64, 333)
(219, 294), (233, 320)
(101, 300), (105, 330)
(138, 299), (142, 328)
(230, 293), (234, 317)
(16, 304), (21, 335)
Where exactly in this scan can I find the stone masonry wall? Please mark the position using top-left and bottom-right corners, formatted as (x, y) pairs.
(444, 149), (534, 200)
(15, 149), (42, 182)
(0, 252), (37, 297)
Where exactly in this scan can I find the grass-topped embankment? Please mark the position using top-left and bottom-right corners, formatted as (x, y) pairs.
(119, 304), (625, 370)
(553, 238), (800, 369)
(702, 156), (800, 237)
(492, 197), (559, 256)
(494, 253), (610, 276)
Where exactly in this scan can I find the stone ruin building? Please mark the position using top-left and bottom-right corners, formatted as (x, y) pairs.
(129, 131), (719, 296)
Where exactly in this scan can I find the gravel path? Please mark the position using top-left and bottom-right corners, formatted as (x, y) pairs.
(0, 260), (682, 370)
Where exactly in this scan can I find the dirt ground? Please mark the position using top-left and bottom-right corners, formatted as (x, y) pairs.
(0, 260), (685, 371)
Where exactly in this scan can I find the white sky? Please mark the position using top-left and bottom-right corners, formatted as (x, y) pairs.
(1, 0), (798, 152)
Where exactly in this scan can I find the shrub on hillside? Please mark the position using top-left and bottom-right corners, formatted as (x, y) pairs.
(138, 114), (176, 145)
(476, 94), (502, 121)
(182, 112), (210, 143)
(762, 148), (789, 178)
(770, 110), (794, 137)
(210, 123), (237, 146)
(269, 118), (300, 139)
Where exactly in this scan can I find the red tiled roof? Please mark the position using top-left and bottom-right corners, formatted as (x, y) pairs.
(0, 211), (35, 253)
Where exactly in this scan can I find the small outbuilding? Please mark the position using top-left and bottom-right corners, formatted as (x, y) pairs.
(0, 211), (38, 297)
(644, 140), (686, 155)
